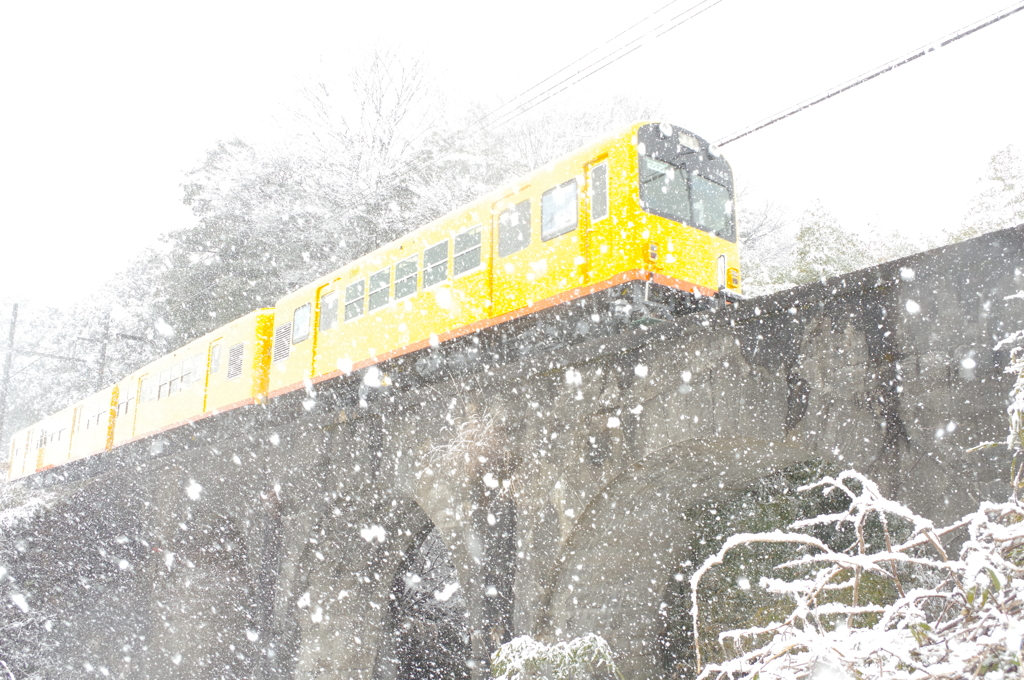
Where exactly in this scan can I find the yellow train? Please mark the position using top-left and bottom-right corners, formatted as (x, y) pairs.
(7, 122), (741, 480)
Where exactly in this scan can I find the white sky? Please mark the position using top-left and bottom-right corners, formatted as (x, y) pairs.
(1, 0), (1022, 305)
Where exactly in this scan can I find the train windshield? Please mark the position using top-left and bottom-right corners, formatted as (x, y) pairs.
(638, 152), (736, 242)
(639, 156), (690, 225)
(691, 174), (734, 241)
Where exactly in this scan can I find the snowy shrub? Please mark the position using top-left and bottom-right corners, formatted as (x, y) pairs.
(996, 301), (1024, 494)
(688, 297), (1024, 680)
(423, 408), (503, 489)
(663, 459), (855, 675)
(690, 470), (1024, 680)
(0, 483), (51, 539)
(491, 633), (623, 680)
(686, 469), (1024, 680)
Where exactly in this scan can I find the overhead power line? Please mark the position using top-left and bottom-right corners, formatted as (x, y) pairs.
(470, 0), (688, 133)
(482, 0), (726, 131)
(716, 0), (1024, 147)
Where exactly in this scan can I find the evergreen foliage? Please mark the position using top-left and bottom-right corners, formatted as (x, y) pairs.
(950, 145), (1024, 243)
(491, 633), (624, 680)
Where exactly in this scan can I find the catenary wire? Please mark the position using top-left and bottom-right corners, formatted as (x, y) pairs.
(716, 0), (1024, 147)
(482, 0), (725, 131)
(378, 0), (692, 168)
(335, 0), (727, 219)
(468, 0), (687, 131)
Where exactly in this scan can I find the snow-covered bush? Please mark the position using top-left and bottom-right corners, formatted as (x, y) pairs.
(491, 633), (623, 680)
(0, 483), (51, 539)
(690, 318), (1024, 680)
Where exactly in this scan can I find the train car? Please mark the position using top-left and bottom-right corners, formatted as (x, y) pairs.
(70, 386), (117, 460)
(267, 200), (494, 397)
(5, 309), (274, 480)
(15, 405), (78, 475)
(266, 121), (740, 397)
(7, 121), (740, 479)
(7, 426), (34, 480)
(111, 308), (274, 448)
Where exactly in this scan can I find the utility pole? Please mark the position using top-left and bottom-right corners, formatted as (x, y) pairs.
(0, 303), (18, 442)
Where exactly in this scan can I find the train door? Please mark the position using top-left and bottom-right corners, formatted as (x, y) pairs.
(490, 187), (535, 316)
(132, 374), (151, 440)
(33, 429), (45, 472)
(582, 157), (611, 286)
(70, 406), (82, 460)
(313, 283), (338, 374)
(106, 386), (121, 451)
(204, 340), (222, 413)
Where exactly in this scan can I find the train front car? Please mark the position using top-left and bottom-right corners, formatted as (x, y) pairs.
(626, 122), (740, 307)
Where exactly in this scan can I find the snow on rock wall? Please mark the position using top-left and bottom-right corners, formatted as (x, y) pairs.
(2, 226), (1023, 680)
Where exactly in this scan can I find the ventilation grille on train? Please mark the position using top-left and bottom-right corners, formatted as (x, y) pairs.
(273, 323), (292, 363)
(227, 342), (245, 379)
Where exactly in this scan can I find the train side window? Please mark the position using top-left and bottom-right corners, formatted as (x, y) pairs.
(141, 376), (155, 402)
(498, 200), (531, 257)
(227, 342), (244, 379)
(423, 241), (448, 287)
(369, 268), (390, 311)
(210, 344), (222, 373)
(158, 369), (171, 400)
(320, 290), (339, 331)
(345, 280), (365, 321)
(454, 226), (482, 275)
(590, 162), (609, 222)
(168, 362), (182, 396)
(395, 256), (418, 299)
(179, 359), (191, 389)
(292, 303), (312, 344)
(187, 354), (203, 388)
(118, 386), (135, 415)
(541, 179), (578, 241)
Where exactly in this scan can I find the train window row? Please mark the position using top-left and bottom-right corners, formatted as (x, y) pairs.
(279, 163), (607, 350)
(38, 428), (66, 448)
(498, 163), (609, 258)
(133, 341), (246, 401)
(141, 354), (205, 402)
(282, 226), (485, 351)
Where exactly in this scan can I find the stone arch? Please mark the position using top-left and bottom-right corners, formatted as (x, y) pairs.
(373, 524), (471, 680)
(512, 435), (815, 679)
(392, 397), (519, 678)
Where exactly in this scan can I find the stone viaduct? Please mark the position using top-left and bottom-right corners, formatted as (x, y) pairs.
(4, 226), (1024, 680)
